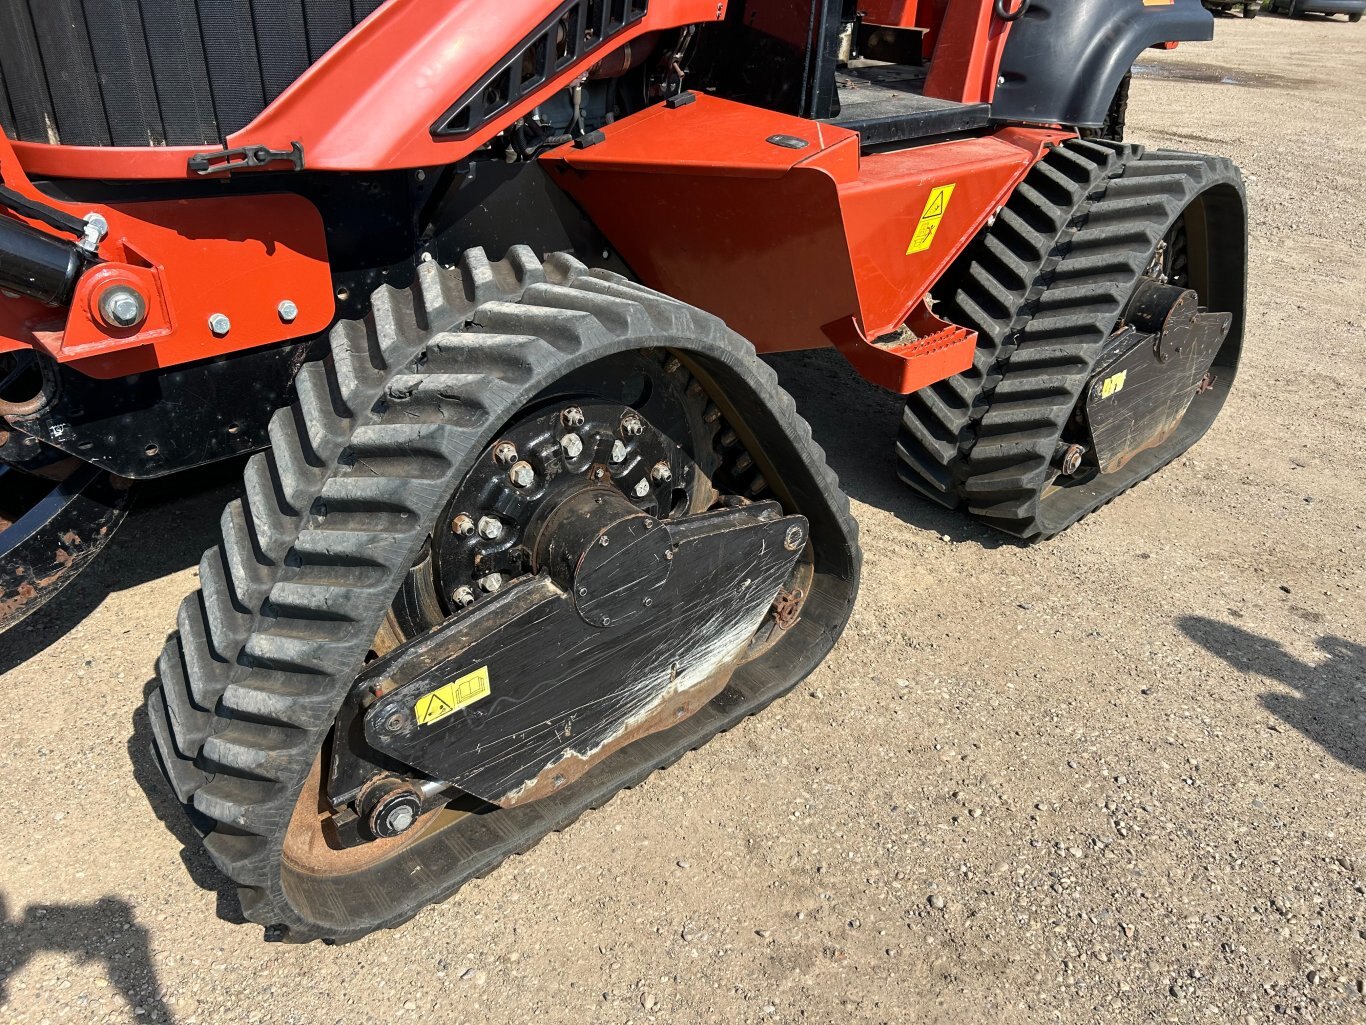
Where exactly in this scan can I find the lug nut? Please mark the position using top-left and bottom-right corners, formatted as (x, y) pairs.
(479, 573), (504, 593)
(508, 460), (536, 488)
(650, 461), (673, 483)
(451, 586), (477, 608)
(493, 442), (519, 467)
(561, 406), (585, 428)
(97, 285), (147, 329)
(610, 440), (628, 464)
(451, 514), (476, 538)
(621, 414), (645, 437)
(208, 313), (231, 337)
(561, 433), (584, 459)
(632, 478), (651, 498)
(277, 299), (299, 323)
(477, 515), (504, 540)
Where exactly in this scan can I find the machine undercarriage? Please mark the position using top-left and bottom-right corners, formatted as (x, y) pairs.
(0, 0), (1246, 940)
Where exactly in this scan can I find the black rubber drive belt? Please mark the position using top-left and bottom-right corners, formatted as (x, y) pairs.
(145, 248), (861, 942)
(897, 139), (1247, 540)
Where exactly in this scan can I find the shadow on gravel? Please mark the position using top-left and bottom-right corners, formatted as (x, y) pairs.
(0, 461), (243, 678)
(1179, 616), (1366, 773)
(765, 348), (1017, 548)
(127, 683), (245, 927)
(0, 891), (175, 1023)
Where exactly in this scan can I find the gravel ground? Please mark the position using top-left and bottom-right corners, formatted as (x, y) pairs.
(2, 14), (1365, 1025)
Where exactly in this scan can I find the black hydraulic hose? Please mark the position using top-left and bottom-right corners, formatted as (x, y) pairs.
(995, 0), (1031, 21)
(0, 214), (88, 307)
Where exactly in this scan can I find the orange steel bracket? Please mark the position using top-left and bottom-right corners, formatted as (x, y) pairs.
(546, 94), (1071, 393)
(922, 0), (1014, 105)
(0, 134), (333, 379)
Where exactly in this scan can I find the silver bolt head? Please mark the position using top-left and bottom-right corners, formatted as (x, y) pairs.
(508, 461), (536, 488)
(452, 514), (476, 537)
(621, 414), (645, 437)
(386, 806), (416, 832)
(479, 573), (504, 593)
(560, 433), (584, 459)
(84, 212), (109, 241)
(650, 461), (673, 483)
(208, 313), (231, 337)
(784, 525), (805, 552)
(561, 406), (585, 428)
(452, 586), (477, 608)
(632, 477), (651, 498)
(493, 442), (519, 467)
(277, 299), (299, 323)
(477, 515), (504, 540)
(610, 440), (628, 464)
(98, 285), (147, 329)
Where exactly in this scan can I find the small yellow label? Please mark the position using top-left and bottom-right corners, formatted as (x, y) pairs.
(414, 666), (491, 726)
(1101, 371), (1128, 399)
(907, 184), (957, 255)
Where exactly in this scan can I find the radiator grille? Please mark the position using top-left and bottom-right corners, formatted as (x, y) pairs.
(0, 0), (387, 149)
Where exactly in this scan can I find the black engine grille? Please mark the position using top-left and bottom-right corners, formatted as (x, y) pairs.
(0, 0), (388, 149)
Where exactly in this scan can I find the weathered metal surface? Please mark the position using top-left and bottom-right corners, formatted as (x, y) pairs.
(0, 462), (131, 632)
(1084, 284), (1233, 475)
(362, 503), (806, 808)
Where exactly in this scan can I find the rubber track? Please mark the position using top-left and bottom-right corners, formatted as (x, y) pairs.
(147, 248), (858, 942)
(896, 143), (1241, 540)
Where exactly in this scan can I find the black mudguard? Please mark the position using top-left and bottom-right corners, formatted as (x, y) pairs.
(994, 0), (1215, 129)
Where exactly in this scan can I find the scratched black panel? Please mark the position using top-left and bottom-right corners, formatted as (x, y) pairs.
(1083, 300), (1232, 475)
(365, 506), (805, 804)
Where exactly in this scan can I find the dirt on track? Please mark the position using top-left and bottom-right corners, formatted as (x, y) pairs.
(1, 14), (1364, 1025)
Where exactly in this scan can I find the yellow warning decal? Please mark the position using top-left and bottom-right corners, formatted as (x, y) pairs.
(1100, 370), (1128, 398)
(414, 666), (491, 726)
(907, 184), (957, 255)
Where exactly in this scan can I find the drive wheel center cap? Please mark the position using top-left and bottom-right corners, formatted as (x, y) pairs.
(533, 485), (674, 628)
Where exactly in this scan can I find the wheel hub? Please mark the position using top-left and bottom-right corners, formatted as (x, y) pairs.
(432, 401), (704, 615)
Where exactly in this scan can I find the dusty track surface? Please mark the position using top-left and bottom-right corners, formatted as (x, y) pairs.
(2, 15), (1364, 1025)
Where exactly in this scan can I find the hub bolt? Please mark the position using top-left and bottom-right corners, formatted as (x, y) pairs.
(451, 514), (476, 538)
(97, 285), (148, 329)
(477, 515), (504, 541)
(1057, 444), (1086, 476)
(621, 414), (645, 437)
(784, 525), (805, 552)
(632, 478), (651, 498)
(561, 406), (585, 428)
(650, 461), (673, 483)
(560, 433), (584, 459)
(451, 586), (477, 608)
(610, 440), (628, 464)
(493, 442), (519, 467)
(362, 780), (423, 840)
(508, 461), (536, 488)
(479, 573), (504, 593)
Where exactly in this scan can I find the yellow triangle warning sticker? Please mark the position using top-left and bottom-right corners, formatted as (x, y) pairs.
(414, 666), (492, 726)
(415, 691), (454, 725)
(907, 183), (957, 255)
